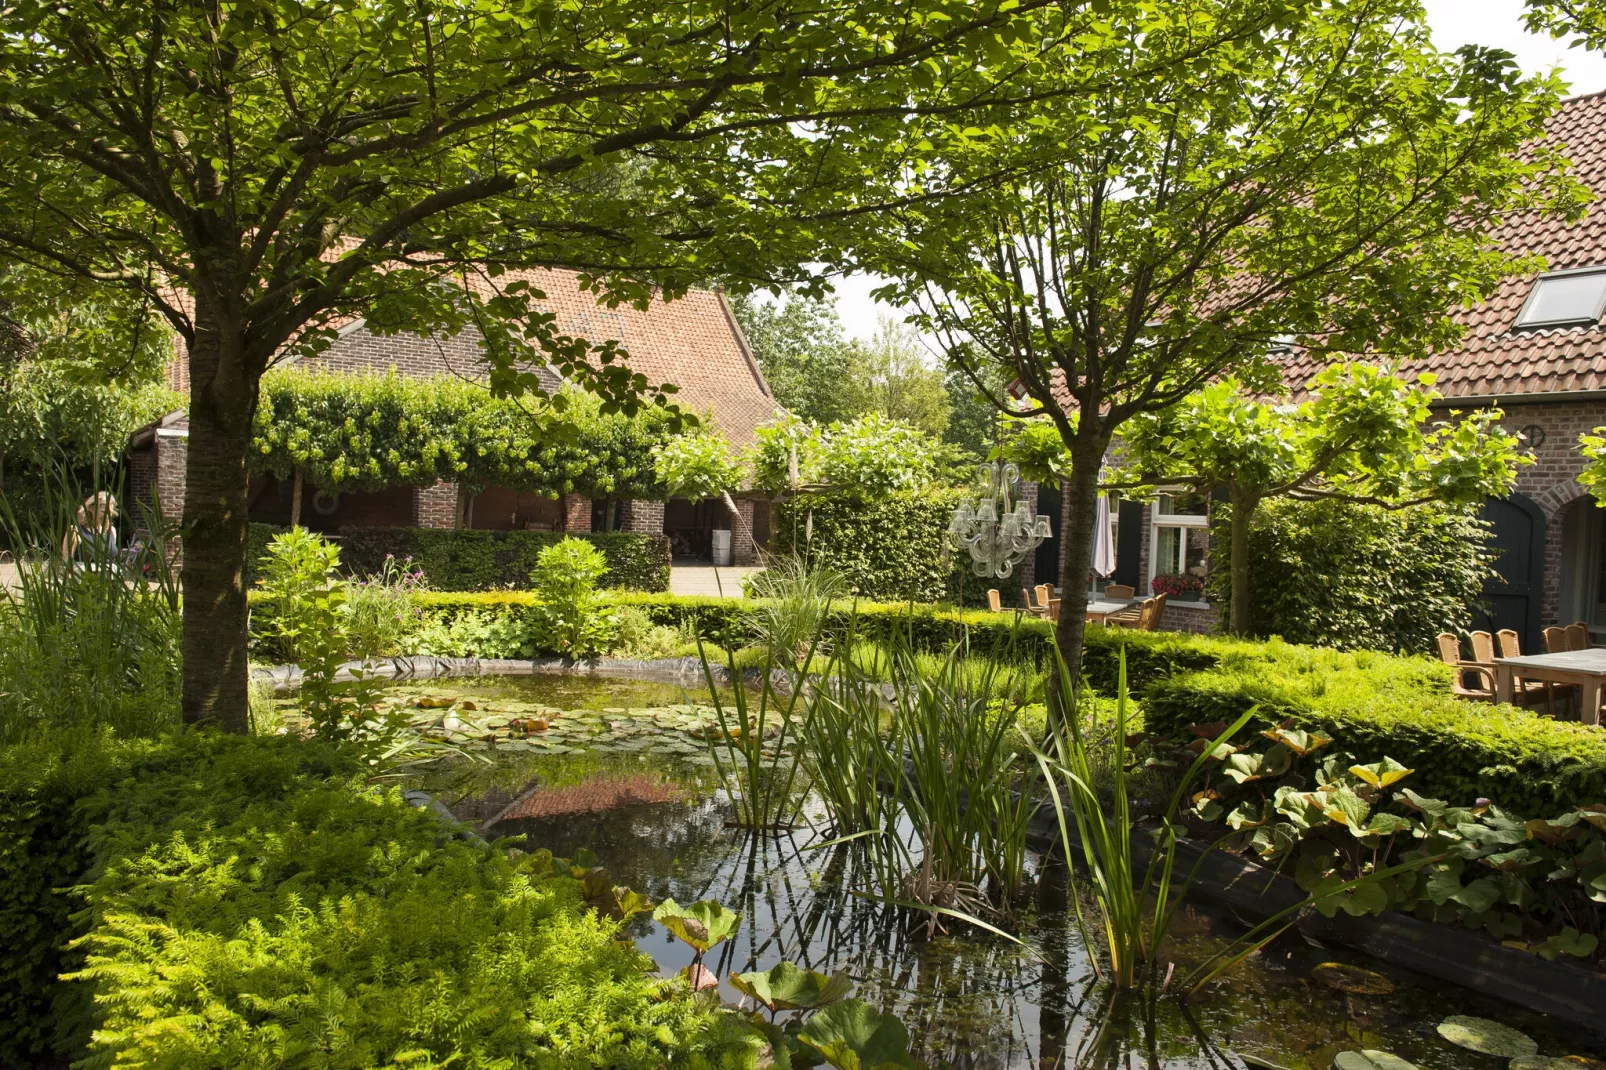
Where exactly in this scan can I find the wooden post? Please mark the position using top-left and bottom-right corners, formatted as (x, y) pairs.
(289, 466), (303, 528)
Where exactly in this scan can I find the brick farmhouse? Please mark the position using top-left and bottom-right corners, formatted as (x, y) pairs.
(128, 267), (780, 564)
(1053, 90), (1606, 644)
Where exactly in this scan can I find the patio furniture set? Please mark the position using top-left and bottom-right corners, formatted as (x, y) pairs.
(1437, 623), (1605, 726)
(985, 584), (1169, 631)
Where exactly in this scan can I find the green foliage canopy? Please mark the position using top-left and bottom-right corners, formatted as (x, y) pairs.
(1116, 365), (1526, 634)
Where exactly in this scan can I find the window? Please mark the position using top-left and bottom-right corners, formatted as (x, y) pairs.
(1267, 333), (1297, 356)
(1149, 490), (1210, 602)
(1515, 268), (1606, 329)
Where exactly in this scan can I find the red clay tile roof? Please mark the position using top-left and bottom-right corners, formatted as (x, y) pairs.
(1278, 90), (1606, 401)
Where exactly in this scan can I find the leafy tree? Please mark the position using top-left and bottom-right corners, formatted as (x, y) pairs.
(750, 412), (938, 498)
(869, 0), (1582, 687)
(942, 361), (1007, 468)
(730, 293), (859, 425)
(844, 315), (950, 437)
(1114, 365), (1528, 636)
(0, 0), (1054, 728)
(1525, 0), (1606, 50)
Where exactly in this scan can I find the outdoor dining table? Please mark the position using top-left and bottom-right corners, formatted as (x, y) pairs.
(1494, 650), (1606, 726)
(1084, 598), (1137, 624)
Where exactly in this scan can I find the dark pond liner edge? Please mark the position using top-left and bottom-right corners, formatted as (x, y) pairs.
(1023, 809), (1606, 1035)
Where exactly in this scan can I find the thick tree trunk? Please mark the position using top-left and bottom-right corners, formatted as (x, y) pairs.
(1228, 489), (1258, 637)
(1048, 431), (1109, 721)
(180, 306), (256, 732)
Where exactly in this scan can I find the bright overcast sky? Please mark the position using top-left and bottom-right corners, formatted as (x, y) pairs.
(825, 0), (1606, 343)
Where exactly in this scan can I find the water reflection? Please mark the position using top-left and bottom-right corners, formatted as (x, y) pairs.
(437, 752), (1596, 1070)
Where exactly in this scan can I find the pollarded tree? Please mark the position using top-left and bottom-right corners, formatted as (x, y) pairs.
(1113, 364), (1528, 636)
(0, 0), (1068, 728)
(869, 0), (1584, 689)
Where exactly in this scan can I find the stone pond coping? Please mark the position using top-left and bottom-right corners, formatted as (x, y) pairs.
(250, 654), (773, 695)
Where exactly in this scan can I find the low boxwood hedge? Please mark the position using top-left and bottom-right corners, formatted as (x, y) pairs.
(1142, 642), (1606, 814)
(1, 731), (748, 1068)
(247, 523), (671, 591)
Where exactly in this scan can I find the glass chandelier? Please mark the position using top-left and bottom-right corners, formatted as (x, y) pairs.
(947, 461), (1053, 578)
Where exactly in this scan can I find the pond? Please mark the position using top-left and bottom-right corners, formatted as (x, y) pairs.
(399, 673), (1604, 1070)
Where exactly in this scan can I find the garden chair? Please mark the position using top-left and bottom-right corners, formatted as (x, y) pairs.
(1047, 598), (1062, 621)
(1102, 584), (1135, 599)
(1545, 625), (1569, 654)
(1139, 593), (1168, 630)
(1036, 585), (1054, 611)
(986, 589), (1003, 612)
(1496, 628), (1559, 717)
(1566, 621), (1592, 650)
(1103, 597), (1145, 628)
(1020, 587), (1039, 613)
(1436, 632), (1496, 701)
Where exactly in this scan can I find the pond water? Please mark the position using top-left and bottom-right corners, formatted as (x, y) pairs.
(400, 673), (1605, 1070)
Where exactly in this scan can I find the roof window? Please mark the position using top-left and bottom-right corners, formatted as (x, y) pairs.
(1515, 268), (1606, 329)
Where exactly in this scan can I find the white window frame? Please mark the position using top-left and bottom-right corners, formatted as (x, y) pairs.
(1515, 265), (1606, 330)
(1148, 489), (1211, 603)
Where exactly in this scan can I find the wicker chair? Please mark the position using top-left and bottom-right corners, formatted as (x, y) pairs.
(1437, 632), (1495, 701)
(1545, 625), (1569, 654)
(1103, 584), (1135, 599)
(1496, 628), (1558, 716)
(1566, 621), (1592, 650)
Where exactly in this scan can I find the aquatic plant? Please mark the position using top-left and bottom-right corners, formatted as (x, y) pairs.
(654, 897), (740, 972)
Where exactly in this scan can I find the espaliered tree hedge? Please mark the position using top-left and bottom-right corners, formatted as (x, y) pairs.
(246, 523), (671, 592)
(251, 369), (684, 500)
(378, 590), (1606, 813)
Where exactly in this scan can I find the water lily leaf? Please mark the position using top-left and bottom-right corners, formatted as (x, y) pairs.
(797, 999), (917, 1069)
(653, 897), (740, 954)
(1349, 758), (1414, 790)
(730, 961), (853, 1013)
(1333, 1051), (1418, 1070)
(1311, 962), (1395, 995)
(1436, 1016), (1537, 1057)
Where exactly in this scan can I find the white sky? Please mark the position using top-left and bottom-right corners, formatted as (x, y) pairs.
(825, 0), (1606, 343)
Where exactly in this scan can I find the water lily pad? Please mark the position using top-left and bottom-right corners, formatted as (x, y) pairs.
(1436, 1017), (1537, 1058)
(1311, 962), (1394, 995)
(1334, 1052), (1417, 1070)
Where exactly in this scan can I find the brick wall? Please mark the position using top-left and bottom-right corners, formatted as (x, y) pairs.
(128, 449), (156, 522)
(1016, 481), (1038, 592)
(415, 481), (458, 529)
(731, 497), (756, 565)
(563, 494), (592, 533)
(621, 498), (665, 535)
(155, 434), (186, 522)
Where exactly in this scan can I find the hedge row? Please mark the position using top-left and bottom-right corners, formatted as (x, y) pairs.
(247, 523), (671, 592)
(0, 731), (744, 1067)
(403, 591), (1606, 812)
(1142, 642), (1606, 815)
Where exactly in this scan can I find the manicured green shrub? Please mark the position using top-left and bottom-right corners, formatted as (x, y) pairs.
(3, 732), (749, 1068)
(1143, 643), (1606, 813)
(773, 488), (1013, 604)
(251, 524), (671, 592)
(1205, 497), (1496, 654)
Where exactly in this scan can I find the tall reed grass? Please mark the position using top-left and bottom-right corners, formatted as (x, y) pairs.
(0, 476), (181, 743)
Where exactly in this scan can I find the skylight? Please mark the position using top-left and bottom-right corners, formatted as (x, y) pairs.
(1515, 268), (1606, 329)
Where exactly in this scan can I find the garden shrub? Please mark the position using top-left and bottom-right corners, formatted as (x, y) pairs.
(1205, 497), (1495, 654)
(528, 536), (617, 657)
(2, 731), (748, 1068)
(773, 488), (1015, 604)
(1143, 643), (1606, 813)
(250, 524), (671, 591)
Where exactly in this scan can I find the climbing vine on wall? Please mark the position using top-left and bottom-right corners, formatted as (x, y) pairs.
(250, 369), (692, 498)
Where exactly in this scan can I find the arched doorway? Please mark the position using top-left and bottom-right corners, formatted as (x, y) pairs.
(1471, 493), (1545, 653)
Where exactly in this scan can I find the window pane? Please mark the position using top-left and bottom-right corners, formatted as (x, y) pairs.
(1157, 491), (1208, 517)
(1519, 272), (1606, 327)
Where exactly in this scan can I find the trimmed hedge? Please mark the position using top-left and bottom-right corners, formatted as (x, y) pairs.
(1143, 642), (1606, 814)
(1205, 497), (1495, 654)
(247, 523), (671, 592)
(773, 488), (1014, 606)
(1, 731), (746, 1067)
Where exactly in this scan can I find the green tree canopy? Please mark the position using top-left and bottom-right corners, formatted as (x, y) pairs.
(843, 316), (950, 437)
(1114, 364), (1528, 635)
(730, 293), (860, 425)
(0, 0), (1059, 728)
(865, 0), (1582, 685)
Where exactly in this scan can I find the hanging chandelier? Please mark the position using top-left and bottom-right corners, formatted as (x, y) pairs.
(947, 461), (1052, 578)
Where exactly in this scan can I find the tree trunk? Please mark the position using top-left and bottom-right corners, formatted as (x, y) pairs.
(1048, 430), (1109, 722)
(180, 305), (256, 732)
(289, 465), (303, 528)
(1228, 489), (1258, 637)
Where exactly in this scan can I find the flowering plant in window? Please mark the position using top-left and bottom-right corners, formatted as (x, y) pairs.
(1151, 572), (1205, 599)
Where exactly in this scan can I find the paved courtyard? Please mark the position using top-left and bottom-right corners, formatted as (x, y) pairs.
(669, 564), (759, 598)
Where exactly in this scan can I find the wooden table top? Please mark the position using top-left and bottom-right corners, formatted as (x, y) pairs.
(1495, 649), (1606, 673)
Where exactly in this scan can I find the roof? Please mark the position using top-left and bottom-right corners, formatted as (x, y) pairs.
(165, 266), (778, 446)
(1278, 91), (1606, 402)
